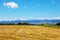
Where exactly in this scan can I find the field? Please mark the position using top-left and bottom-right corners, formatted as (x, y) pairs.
(0, 25), (60, 40)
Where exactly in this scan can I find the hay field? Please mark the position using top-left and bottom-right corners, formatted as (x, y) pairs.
(0, 25), (60, 40)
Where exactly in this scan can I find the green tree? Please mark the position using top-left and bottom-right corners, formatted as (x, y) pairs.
(56, 22), (60, 25)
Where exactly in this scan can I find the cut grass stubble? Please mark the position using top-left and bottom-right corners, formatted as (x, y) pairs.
(0, 25), (60, 40)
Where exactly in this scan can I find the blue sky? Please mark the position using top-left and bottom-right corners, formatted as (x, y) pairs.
(0, 0), (60, 20)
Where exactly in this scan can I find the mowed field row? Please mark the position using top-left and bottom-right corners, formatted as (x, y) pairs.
(0, 25), (60, 40)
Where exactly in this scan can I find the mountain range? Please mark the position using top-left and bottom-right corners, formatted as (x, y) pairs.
(0, 19), (60, 24)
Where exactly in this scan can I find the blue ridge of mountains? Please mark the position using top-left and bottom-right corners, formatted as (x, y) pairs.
(0, 19), (60, 24)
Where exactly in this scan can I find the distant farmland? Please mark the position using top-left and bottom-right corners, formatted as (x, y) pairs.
(0, 25), (60, 40)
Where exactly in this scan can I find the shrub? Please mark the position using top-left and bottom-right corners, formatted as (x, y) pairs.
(17, 22), (30, 25)
(56, 22), (60, 25)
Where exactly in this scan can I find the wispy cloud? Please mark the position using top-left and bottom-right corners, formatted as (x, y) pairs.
(53, 17), (60, 19)
(3, 2), (18, 8)
(52, 1), (55, 3)
(24, 5), (28, 8)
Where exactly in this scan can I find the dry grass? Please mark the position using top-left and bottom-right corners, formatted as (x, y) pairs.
(0, 25), (60, 40)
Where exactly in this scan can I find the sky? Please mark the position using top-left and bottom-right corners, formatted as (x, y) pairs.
(0, 0), (60, 20)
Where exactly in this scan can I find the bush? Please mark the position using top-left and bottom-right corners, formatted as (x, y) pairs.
(56, 22), (60, 25)
(17, 22), (30, 25)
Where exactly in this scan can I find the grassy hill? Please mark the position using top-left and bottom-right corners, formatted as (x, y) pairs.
(0, 25), (60, 40)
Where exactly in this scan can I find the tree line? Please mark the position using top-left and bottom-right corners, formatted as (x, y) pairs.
(0, 22), (30, 25)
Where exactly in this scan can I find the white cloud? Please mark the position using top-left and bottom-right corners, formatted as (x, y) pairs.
(38, 17), (60, 20)
(3, 2), (18, 8)
(53, 17), (60, 19)
(52, 1), (55, 3)
(24, 5), (28, 8)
